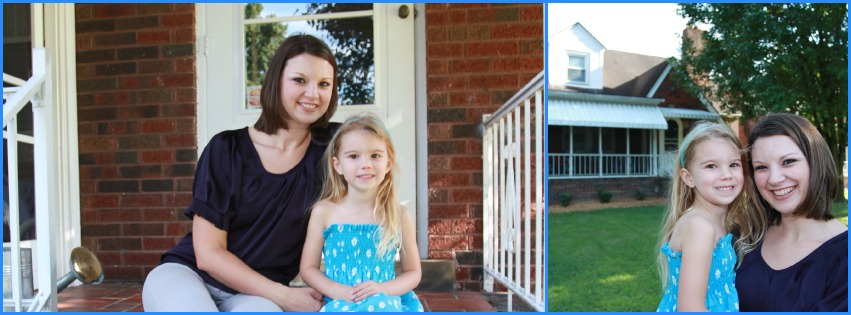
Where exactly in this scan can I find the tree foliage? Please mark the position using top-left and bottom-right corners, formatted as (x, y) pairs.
(245, 3), (287, 87)
(302, 3), (375, 105)
(673, 4), (848, 188)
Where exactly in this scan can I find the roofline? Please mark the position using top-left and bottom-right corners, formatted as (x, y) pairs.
(549, 22), (606, 50)
(646, 63), (672, 98)
(642, 60), (725, 117)
(548, 89), (664, 106)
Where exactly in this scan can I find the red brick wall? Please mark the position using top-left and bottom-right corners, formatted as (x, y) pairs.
(75, 4), (196, 281)
(425, 3), (543, 291)
(652, 74), (705, 111)
(549, 177), (669, 204)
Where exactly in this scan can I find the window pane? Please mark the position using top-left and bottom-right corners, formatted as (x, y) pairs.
(567, 69), (585, 83)
(568, 55), (584, 68)
(254, 3), (372, 16)
(602, 128), (627, 154)
(572, 126), (599, 154)
(629, 129), (651, 154)
(664, 120), (679, 151)
(245, 3), (375, 106)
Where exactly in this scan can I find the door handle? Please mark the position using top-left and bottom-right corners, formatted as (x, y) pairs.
(398, 5), (410, 19)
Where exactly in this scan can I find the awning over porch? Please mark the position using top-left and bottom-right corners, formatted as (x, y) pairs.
(659, 107), (721, 120)
(548, 97), (668, 130)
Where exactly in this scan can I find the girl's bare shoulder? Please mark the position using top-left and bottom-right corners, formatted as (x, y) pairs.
(670, 212), (719, 250)
(309, 199), (341, 225)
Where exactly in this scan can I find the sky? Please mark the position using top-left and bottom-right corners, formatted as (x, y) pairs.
(548, 3), (694, 59)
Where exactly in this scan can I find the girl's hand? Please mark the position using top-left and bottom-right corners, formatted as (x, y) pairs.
(351, 281), (383, 302)
(328, 284), (356, 302)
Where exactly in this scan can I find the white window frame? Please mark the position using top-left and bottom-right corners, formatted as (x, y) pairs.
(565, 51), (590, 86)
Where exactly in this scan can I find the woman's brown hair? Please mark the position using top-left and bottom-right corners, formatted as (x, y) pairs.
(254, 34), (339, 134)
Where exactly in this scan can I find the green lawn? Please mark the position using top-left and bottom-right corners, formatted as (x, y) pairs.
(548, 202), (849, 312)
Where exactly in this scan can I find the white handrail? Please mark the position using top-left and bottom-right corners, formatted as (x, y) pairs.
(3, 47), (54, 312)
(3, 72), (45, 127)
(4, 73), (28, 86)
(482, 70), (545, 312)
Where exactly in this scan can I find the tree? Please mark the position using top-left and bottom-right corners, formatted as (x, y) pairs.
(244, 4), (287, 87)
(674, 3), (848, 199)
(302, 3), (375, 105)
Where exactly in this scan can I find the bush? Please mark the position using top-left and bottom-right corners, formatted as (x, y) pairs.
(559, 192), (573, 207)
(597, 189), (613, 203)
(634, 190), (647, 201)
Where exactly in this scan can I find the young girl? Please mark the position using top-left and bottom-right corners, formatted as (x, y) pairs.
(300, 113), (424, 312)
(656, 121), (752, 312)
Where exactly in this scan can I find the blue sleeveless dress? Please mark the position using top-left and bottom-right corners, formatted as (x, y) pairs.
(657, 233), (739, 312)
(320, 224), (424, 312)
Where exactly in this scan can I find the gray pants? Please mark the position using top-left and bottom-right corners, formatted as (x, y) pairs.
(142, 263), (282, 312)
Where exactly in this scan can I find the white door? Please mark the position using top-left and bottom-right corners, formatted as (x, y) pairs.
(197, 3), (417, 206)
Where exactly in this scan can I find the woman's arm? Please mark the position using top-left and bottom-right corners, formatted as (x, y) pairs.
(193, 215), (322, 311)
(675, 218), (716, 312)
(352, 208), (422, 301)
(299, 201), (355, 301)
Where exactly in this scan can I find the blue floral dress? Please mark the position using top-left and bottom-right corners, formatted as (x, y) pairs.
(320, 224), (424, 312)
(657, 233), (739, 312)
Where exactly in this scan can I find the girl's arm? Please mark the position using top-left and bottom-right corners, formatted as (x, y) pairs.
(675, 218), (717, 312)
(299, 201), (355, 302)
(352, 208), (422, 301)
(193, 215), (323, 311)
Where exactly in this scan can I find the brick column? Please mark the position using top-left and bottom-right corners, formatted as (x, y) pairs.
(424, 3), (543, 291)
(75, 4), (197, 281)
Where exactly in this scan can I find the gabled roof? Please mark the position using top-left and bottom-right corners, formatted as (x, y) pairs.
(553, 50), (668, 97)
(550, 22), (606, 51)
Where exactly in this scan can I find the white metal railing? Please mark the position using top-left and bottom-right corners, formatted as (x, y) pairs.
(548, 153), (657, 178)
(3, 48), (56, 312)
(482, 71), (544, 312)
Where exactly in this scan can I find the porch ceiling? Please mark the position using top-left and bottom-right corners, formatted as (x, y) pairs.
(547, 98), (667, 129)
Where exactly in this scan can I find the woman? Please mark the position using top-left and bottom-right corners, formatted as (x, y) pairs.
(142, 34), (339, 312)
(736, 113), (847, 311)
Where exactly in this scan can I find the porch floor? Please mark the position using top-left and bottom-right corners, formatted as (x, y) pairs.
(56, 282), (498, 312)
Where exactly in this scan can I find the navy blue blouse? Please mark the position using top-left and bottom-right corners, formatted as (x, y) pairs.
(161, 125), (336, 294)
(736, 230), (848, 312)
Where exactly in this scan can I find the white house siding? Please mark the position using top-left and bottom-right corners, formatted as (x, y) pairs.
(548, 23), (604, 89)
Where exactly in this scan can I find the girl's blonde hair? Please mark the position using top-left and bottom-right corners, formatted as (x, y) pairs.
(656, 121), (763, 291)
(319, 112), (402, 257)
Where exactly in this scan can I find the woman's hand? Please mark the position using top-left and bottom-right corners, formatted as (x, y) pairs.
(273, 286), (324, 312)
(351, 281), (384, 302)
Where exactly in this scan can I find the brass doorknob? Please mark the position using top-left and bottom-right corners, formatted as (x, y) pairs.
(398, 5), (410, 19)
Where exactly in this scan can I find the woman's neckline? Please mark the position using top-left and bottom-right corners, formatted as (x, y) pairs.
(243, 127), (314, 176)
(758, 230), (847, 272)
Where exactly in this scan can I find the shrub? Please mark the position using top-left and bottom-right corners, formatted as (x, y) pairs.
(559, 192), (573, 207)
(634, 190), (647, 201)
(597, 189), (613, 203)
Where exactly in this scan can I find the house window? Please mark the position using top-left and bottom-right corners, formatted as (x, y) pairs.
(566, 52), (588, 84)
(548, 126), (657, 178)
(243, 3), (375, 108)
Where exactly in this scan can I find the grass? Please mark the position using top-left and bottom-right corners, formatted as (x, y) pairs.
(548, 202), (849, 312)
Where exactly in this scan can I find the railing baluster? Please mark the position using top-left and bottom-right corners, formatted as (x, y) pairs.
(534, 89), (543, 305)
(524, 98), (531, 296)
(514, 108), (528, 286)
(481, 71), (544, 311)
